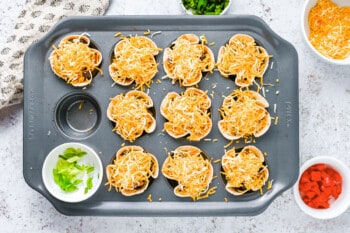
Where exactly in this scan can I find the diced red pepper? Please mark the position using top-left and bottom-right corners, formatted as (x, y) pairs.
(305, 190), (317, 199)
(313, 163), (326, 171)
(310, 171), (322, 181)
(298, 163), (342, 209)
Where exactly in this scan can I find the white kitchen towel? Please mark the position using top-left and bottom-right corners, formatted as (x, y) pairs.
(0, 0), (110, 109)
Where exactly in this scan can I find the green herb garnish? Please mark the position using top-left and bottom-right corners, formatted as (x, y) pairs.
(182, 0), (230, 15)
(84, 177), (93, 194)
(52, 147), (94, 193)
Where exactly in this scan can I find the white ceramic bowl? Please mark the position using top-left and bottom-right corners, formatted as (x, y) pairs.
(301, 0), (350, 65)
(293, 156), (350, 219)
(42, 142), (103, 203)
(180, 0), (231, 15)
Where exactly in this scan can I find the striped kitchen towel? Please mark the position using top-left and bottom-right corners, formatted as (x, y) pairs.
(0, 0), (110, 109)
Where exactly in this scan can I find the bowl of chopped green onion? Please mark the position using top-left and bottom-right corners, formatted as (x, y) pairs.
(180, 0), (231, 15)
(42, 142), (103, 203)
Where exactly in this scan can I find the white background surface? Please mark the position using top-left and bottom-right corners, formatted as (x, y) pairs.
(1, 0), (350, 232)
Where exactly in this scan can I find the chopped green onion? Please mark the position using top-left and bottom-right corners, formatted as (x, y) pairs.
(182, 0), (230, 15)
(84, 177), (93, 194)
(52, 147), (94, 194)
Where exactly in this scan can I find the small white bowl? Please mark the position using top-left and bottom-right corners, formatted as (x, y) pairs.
(293, 156), (350, 219)
(301, 0), (350, 65)
(180, 0), (231, 15)
(42, 142), (103, 203)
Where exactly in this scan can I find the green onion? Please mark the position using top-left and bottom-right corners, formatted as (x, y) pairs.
(84, 177), (93, 194)
(52, 147), (94, 193)
(182, 0), (230, 15)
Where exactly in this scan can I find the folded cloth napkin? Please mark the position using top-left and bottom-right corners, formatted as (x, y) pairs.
(0, 0), (110, 109)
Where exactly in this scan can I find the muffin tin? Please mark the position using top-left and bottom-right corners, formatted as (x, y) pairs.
(23, 15), (299, 216)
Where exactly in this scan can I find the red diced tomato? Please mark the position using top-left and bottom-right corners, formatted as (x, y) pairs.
(321, 186), (332, 197)
(322, 176), (334, 186)
(333, 172), (342, 183)
(314, 163), (326, 171)
(305, 191), (317, 199)
(332, 186), (342, 199)
(299, 163), (343, 209)
(310, 171), (322, 181)
(300, 174), (310, 183)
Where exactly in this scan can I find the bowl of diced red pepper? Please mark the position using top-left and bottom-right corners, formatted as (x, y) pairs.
(293, 156), (350, 219)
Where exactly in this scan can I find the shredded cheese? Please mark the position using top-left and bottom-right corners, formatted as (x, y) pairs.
(217, 34), (270, 87)
(222, 146), (269, 195)
(109, 35), (162, 90)
(147, 193), (152, 202)
(218, 89), (271, 140)
(106, 146), (159, 196)
(78, 101), (83, 110)
(144, 28), (151, 35)
(49, 34), (102, 86)
(162, 146), (214, 201)
(161, 88), (212, 141)
(224, 140), (233, 149)
(267, 180), (273, 190)
(114, 32), (123, 37)
(213, 159), (221, 163)
(308, 0), (350, 59)
(163, 34), (215, 86)
(107, 91), (156, 142)
(151, 31), (162, 38)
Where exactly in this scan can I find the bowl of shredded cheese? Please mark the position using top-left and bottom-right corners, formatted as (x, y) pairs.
(293, 156), (350, 219)
(302, 0), (350, 65)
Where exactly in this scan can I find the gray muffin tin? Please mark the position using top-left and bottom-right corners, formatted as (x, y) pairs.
(23, 15), (299, 216)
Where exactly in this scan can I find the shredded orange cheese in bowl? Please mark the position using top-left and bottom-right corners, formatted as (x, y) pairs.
(221, 145), (269, 196)
(218, 89), (271, 140)
(216, 34), (270, 87)
(160, 88), (212, 141)
(162, 145), (215, 201)
(109, 35), (162, 91)
(106, 146), (159, 196)
(107, 90), (156, 142)
(307, 0), (350, 60)
(163, 34), (215, 86)
(49, 34), (103, 87)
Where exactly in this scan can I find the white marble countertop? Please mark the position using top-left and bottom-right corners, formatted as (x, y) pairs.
(1, 0), (350, 232)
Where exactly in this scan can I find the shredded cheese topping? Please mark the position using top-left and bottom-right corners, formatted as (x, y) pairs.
(308, 0), (350, 60)
(109, 36), (161, 90)
(107, 90), (156, 142)
(218, 89), (271, 140)
(49, 34), (102, 86)
(162, 146), (214, 201)
(217, 34), (270, 87)
(106, 146), (158, 196)
(161, 88), (212, 141)
(163, 34), (215, 86)
(222, 146), (269, 195)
